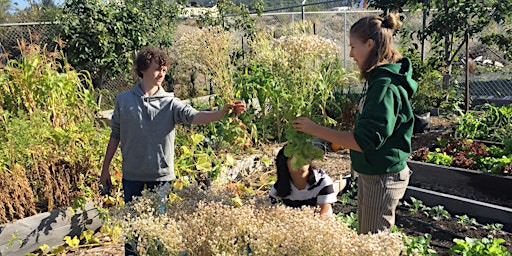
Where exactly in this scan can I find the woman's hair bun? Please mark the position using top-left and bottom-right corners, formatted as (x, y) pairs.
(381, 12), (402, 30)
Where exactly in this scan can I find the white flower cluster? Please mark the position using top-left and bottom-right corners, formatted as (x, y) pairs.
(107, 184), (404, 255)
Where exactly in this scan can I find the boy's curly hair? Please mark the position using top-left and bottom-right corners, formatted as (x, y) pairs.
(134, 46), (171, 78)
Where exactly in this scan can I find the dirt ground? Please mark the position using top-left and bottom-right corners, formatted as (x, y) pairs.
(66, 116), (512, 255)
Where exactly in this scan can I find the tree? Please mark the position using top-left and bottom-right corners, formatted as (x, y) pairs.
(57, 0), (184, 88)
(196, 0), (264, 40)
(422, 0), (512, 89)
(0, 0), (10, 22)
(369, 0), (512, 91)
(480, 2), (512, 62)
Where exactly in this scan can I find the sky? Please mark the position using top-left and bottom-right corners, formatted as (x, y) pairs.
(9, 0), (63, 13)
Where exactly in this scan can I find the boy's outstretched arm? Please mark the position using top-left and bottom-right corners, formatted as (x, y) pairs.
(192, 101), (245, 124)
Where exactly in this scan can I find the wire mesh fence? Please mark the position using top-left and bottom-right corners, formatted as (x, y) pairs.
(1, 8), (511, 110)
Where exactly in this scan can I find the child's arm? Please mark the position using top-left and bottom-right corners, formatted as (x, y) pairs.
(317, 203), (332, 216)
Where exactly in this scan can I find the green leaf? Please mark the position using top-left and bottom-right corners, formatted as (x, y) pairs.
(195, 154), (212, 172)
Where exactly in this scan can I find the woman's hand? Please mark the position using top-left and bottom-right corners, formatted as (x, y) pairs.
(292, 116), (318, 134)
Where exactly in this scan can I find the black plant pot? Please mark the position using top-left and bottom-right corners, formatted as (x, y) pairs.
(413, 112), (431, 134)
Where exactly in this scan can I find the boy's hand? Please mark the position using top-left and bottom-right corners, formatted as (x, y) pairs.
(233, 100), (246, 115)
(223, 100), (246, 116)
(100, 169), (112, 195)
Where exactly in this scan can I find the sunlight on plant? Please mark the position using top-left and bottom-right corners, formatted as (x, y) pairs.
(237, 21), (352, 169)
(0, 41), (109, 222)
(449, 237), (510, 256)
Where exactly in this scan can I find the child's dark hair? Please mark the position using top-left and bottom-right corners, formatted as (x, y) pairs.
(134, 46), (170, 78)
(274, 147), (292, 197)
(274, 146), (316, 197)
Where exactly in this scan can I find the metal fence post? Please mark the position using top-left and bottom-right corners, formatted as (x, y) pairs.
(302, 0), (306, 21)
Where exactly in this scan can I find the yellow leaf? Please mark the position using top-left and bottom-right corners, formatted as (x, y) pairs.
(102, 196), (115, 206)
(64, 236), (80, 248)
(261, 156), (272, 166)
(181, 145), (191, 155)
(232, 196), (243, 207)
(67, 207), (75, 216)
(195, 154), (212, 172)
(224, 153), (235, 166)
(80, 229), (94, 241)
(191, 133), (205, 145)
(173, 180), (184, 190)
(38, 244), (49, 253)
(168, 192), (183, 203)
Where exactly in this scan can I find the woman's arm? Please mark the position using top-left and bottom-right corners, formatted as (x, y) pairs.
(292, 117), (362, 152)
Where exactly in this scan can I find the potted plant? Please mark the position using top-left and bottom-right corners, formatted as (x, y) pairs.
(411, 70), (445, 133)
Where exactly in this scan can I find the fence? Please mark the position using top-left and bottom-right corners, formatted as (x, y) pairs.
(2, 8), (511, 109)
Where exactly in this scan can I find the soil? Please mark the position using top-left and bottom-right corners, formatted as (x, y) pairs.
(65, 116), (512, 255)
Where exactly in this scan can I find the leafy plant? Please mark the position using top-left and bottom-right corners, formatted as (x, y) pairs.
(426, 151), (452, 166)
(402, 197), (429, 215)
(336, 212), (358, 232)
(426, 205), (450, 221)
(57, 0), (184, 87)
(402, 234), (438, 256)
(449, 237), (511, 256)
(235, 22), (349, 169)
(404, 49), (447, 115)
(485, 223), (505, 236)
(0, 43), (110, 222)
(456, 104), (512, 143)
(411, 139), (512, 176)
(456, 214), (479, 227)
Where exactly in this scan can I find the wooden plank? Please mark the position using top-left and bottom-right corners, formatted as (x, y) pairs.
(0, 202), (102, 256)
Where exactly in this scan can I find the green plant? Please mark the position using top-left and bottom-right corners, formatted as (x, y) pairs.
(411, 138), (512, 176)
(235, 22), (348, 169)
(485, 223), (505, 236)
(338, 178), (358, 205)
(449, 237), (511, 256)
(411, 69), (444, 115)
(416, 0), (512, 90)
(174, 132), (221, 182)
(0, 43), (110, 222)
(426, 205), (450, 221)
(402, 197), (428, 215)
(456, 215), (479, 227)
(336, 212), (358, 232)
(58, 0), (184, 88)
(402, 234), (438, 256)
(426, 151), (452, 166)
(456, 104), (512, 143)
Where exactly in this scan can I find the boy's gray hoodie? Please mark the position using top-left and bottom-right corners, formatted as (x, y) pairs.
(110, 83), (199, 181)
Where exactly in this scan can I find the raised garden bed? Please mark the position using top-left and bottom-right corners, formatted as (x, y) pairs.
(407, 160), (512, 209)
(0, 202), (102, 256)
(403, 185), (512, 233)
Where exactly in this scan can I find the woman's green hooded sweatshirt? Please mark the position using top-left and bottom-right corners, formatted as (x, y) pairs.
(351, 58), (418, 175)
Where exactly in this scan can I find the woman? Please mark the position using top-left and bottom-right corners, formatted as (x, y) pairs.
(270, 147), (337, 217)
(292, 13), (417, 234)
